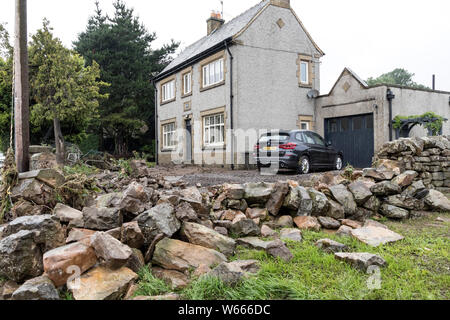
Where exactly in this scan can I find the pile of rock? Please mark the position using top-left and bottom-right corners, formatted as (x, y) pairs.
(374, 135), (450, 194)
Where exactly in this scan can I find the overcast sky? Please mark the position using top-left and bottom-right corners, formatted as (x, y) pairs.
(1, 0), (449, 92)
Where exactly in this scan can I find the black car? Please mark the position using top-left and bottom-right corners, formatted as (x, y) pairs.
(253, 130), (344, 174)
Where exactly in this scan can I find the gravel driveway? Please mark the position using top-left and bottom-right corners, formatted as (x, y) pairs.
(149, 165), (341, 187)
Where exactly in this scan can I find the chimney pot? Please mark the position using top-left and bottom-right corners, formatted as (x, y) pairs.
(207, 11), (225, 35)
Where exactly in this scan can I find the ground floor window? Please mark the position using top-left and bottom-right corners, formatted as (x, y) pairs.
(162, 122), (177, 149)
(203, 113), (225, 147)
(300, 121), (310, 130)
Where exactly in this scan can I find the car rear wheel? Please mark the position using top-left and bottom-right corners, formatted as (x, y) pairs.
(335, 155), (343, 171)
(297, 156), (310, 175)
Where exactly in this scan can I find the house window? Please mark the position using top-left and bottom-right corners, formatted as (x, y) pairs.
(162, 122), (176, 149)
(162, 80), (175, 102)
(300, 61), (309, 85)
(203, 113), (225, 147)
(183, 72), (192, 95)
(202, 58), (224, 88)
(300, 121), (310, 130)
(183, 101), (191, 112)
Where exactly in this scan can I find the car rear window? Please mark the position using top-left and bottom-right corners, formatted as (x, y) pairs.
(259, 134), (290, 143)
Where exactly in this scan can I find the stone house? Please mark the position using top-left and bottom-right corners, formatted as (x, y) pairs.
(154, 0), (450, 169)
(154, 0), (323, 168)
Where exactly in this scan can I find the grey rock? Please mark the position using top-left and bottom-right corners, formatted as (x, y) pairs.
(425, 189), (450, 211)
(351, 227), (404, 247)
(54, 203), (83, 224)
(266, 181), (289, 216)
(335, 252), (387, 272)
(371, 181), (401, 196)
(175, 201), (198, 222)
(329, 184), (357, 215)
(3, 215), (65, 252)
(12, 275), (59, 300)
(317, 216), (341, 229)
(91, 232), (133, 269)
(230, 219), (260, 237)
(308, 188), (329, 215)
(380, 204), (410, 219)
(11, 178), (55, 206)
(0, 230), (43, 282)
(236, 237), (273, 250)
(315, 239), (348, 253)
(336, 225), (353, 237)
(181, 222), (236, 257)
(120, 221), (145, 249)
(83, 207), (123, 231)
(326, 200), (345, 220)
(243, 182), (274, 204)
(275, 215), (293, 228)
(348, 181), (373, 205)
(126, 248), (145, 273)
(265, 240), (293, 262)
(280, 228), (302, 242)
(135, 203), (180, 245)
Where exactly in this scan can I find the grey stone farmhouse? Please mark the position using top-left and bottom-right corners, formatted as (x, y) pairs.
(154, 0), (450, 169)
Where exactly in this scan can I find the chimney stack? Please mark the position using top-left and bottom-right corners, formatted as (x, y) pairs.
(207, 11), (225, 35)
(270, 0), (291, 8)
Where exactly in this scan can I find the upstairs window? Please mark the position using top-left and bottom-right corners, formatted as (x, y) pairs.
(202, 58), (224, 88)
(300, 61), (309, 85)
(162, 80), (175, 102)
(183, 72), (192, 95)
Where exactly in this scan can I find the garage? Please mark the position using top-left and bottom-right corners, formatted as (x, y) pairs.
(324, 113), (374, 168)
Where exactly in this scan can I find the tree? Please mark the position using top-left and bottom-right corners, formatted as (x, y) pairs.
(74, 0), (179, 156)
(29, 20), (108, 165)
(367, 68), (430, 89)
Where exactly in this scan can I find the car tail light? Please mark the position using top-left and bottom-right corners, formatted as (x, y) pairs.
(254, 144), (260, 150)
(279, 143), (297, 150)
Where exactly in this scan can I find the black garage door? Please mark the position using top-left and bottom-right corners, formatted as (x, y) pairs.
(325, 114), (374, 169)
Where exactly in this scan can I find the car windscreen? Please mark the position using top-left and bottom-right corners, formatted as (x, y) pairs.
(259, 134), (290, 143)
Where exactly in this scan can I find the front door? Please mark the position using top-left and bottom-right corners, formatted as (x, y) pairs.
(185, 119), (192, 164)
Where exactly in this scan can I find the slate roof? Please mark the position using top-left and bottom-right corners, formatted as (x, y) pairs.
(159, 0), (270, 76)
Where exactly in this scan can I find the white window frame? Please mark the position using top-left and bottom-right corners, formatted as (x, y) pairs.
(300, 121), (310, 130)
(203, 113), (225, 147)
(183, 72), (192, 95)
(300, 61), (309, 85)
(162, 122), (177, 150)
(162, 80), (175, 103)
(202, 58), (224, 88)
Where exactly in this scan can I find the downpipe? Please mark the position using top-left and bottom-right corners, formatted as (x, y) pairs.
(387, 88), (395, 141)
(225, 41), (235, 170)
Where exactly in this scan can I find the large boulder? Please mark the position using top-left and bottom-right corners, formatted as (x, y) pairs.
(266, 182), (289, 216)
(243, 182), (274, 204)
(3, 215), (65, 252)
(283, 185), (312, 214)
(43, 242), (97, 287)
(181, 222), (236, 257)
(90, 232), (133, 269)
(135, 203), (180, 245)
(66, 228), (96, 244)
(280, 228), (302, 242)
(374, 159), (403, 175)
(11, 275), (60, 300)
(0, 230), (43, 282)
(380, 204), (410, 219)
(425, 190), (450, 212)
(335, 252), (387, 272)
(11, 178), (56, 206)
(363, 168), (396, 181)
(223, 184), (245, 200)
(236, 237), (274, 250)
(82, 207), (123, 231)
(351, 227), (404, 247)
(175, 202), (198, 222)
(30, 152), (57, 171)
(385, 195), (424, 211)
(71, 266), (138, 300)
(329, 184), (357, 216)
(308, 188), (329, 216)
(118, 182), (150, 216)
(152, 238), (227, 273)
(348, 181), (373, 205)
(208, 260), (260, 286)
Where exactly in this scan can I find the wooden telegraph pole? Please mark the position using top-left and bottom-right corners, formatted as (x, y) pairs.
(14, 0), (30, 172)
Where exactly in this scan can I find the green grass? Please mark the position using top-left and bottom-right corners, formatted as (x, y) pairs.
(133, 266), (172, 297)
(136, 213), (450, 300)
